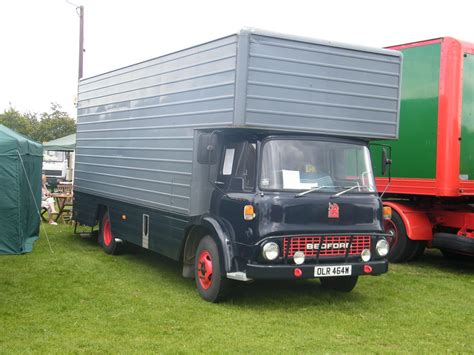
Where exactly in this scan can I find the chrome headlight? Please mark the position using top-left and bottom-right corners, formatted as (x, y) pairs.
(376, 238), (390, 257)
(262, 242), (279, 260)
(361, 249), (371, 262)
(293, 251), (305, 265)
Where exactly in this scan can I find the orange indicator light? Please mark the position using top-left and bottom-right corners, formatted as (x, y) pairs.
(243, 205), (255, 221)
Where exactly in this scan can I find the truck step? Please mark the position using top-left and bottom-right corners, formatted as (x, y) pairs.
(226, 272), (253, 282)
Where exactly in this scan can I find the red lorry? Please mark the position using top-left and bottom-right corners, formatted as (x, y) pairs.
(372, 37), (474, 262)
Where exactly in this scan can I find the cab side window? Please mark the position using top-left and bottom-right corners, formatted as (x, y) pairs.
(236, 143), (256, 190)
(219, 142), (256, 191)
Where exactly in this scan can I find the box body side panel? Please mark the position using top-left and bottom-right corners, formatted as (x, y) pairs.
(244, 34), (402, 139)
(373, 44), (441, 179)
(460, 53), (474, 181)
(75, 36), (238, 215)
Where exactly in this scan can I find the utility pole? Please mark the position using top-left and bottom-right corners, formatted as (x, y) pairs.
(78, 5), (84, 80)
(67, 1), (84, 79)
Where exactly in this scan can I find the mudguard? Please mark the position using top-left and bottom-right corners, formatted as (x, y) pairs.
(200, 216), (235, 272)
(383, 201), (432, 240)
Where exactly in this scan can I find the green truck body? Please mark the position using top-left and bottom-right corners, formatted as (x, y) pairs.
(371, 37), (474, 262)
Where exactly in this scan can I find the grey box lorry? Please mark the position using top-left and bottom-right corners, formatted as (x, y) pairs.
(73, 28), (402, 302)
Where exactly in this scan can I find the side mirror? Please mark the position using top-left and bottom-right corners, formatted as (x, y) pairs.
(197, 133), (218, 164)
(381, 147), (392, 176)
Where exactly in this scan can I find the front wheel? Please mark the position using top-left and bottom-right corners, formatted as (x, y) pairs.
(194, 236), (230, 302)
(320, 276), (358, 292)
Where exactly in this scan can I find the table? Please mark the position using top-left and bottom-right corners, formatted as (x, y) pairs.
(51, 192), (73, 223)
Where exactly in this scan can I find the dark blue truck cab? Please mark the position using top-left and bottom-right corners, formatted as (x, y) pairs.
(73, 29), (401, 302)
(186, 132), (389, 300)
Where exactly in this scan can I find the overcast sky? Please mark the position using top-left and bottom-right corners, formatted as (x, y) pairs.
(1, 0), (472, 118)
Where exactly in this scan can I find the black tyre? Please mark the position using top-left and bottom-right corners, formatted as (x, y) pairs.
(320, 276), (358, 292)
(407, 240), (426, 261)
(384, 210), (417, 263)
(194, 235), (230, 302)
(99, 212), (120, 255)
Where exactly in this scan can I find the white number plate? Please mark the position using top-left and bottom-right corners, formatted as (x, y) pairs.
(314, 265), (352, 277)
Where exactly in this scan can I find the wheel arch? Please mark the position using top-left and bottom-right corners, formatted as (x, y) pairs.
(97, 204), (108, 224)
(181, 216), (234, 278)
(73, 192), (107, 227)
(384, 201), (433, 241)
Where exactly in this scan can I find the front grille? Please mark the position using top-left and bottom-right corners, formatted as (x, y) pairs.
(283, 235), (371, 257)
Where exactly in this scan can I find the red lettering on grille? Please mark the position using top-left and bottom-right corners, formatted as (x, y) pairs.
(283, 236), (371, 257)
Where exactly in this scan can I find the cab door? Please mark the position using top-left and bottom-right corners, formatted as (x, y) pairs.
(211, 140), (258, 244)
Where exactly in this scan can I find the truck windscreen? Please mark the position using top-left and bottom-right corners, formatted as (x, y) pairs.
(260, 139), (376, 193)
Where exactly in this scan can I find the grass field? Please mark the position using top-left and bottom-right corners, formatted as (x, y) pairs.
(1, 224), (473, 353)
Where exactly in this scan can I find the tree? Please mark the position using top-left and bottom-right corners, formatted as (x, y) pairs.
(35, 103), (76, 142)
(0, 106), (38, 138)
(0, 103), (76, 143)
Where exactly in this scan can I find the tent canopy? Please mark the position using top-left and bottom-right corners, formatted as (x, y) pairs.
(0, 124), (42, 255)
(0, 124), (43, 156)
(43, 133), (76, 152)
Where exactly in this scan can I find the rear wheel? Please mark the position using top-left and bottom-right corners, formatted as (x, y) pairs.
(99, 212), (120, 255)
(194, 236), (230, 302)
(320, 276), (358, 292)
(384, 211), (417, 263)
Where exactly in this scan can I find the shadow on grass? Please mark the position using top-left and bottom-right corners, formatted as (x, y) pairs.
(74, 233), (185, 276)
(408, 249), (474, 275)
(67, 229), (474, 307)
(71, 233), (364, 306)
(227, 279), (363, 309)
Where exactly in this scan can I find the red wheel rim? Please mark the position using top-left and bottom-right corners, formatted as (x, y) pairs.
(197, 250), (213, 290)
(103, 217), (112, 247)
(384, 219), (398, 249)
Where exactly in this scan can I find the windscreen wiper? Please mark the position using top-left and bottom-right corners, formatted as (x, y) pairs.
(295, 186), (338, 198)
(331, 185), (371, 198)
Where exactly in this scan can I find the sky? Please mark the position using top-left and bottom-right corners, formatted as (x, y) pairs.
(0, 0), (473, 118)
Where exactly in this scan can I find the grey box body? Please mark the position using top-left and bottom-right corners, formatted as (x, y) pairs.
(75, 29), (402, 216)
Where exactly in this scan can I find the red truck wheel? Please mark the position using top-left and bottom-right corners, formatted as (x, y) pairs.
(99, 211), (121, 255)
(197, 250), (213, 290)
(194, 236), (230, 302)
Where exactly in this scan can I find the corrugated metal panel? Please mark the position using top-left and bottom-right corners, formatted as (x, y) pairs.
(244, 32), (401, 139)
(75, 29), (402, 216)
(75, 35), (238, 214)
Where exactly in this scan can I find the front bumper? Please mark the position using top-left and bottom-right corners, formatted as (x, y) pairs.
(246, 260), (388, 280)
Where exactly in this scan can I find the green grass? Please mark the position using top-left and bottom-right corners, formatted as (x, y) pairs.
(1, 224), (473, 354)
